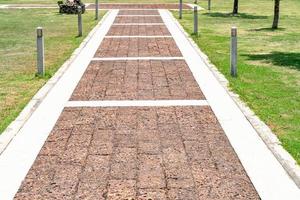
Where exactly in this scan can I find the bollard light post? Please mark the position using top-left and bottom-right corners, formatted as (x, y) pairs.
(179, 0), (183, 19)
(193, 6), (198, 35)
(208, 0), (211, 11)
(95, 0), (99, 20)
(36, 27), (45, 76)
(78, 6), (83, 37)
(230, 27), (237, 77)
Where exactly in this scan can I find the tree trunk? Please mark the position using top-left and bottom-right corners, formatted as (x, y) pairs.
(233, 0), (239, 15)
(272, 0), (280, 29)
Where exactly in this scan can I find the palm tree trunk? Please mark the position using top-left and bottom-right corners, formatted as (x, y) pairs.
(233, 0), (239, 15)
(272, 0), (280, 29)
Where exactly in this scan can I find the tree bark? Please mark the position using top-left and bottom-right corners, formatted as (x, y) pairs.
(272, 0), (280, 29)
(233, 0), (239, 15)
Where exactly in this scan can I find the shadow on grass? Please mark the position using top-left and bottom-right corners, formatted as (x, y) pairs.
(204, 12), (268, 19)
(243, 52), (300, 70)
(249, 27), (286, 32)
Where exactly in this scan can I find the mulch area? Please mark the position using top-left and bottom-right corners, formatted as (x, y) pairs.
(15, 106), (259, 200)
(70, 60), (204, 101)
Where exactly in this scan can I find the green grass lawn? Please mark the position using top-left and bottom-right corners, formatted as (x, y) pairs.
(173, 0), (300, 163)
(0, 9), (105, 134)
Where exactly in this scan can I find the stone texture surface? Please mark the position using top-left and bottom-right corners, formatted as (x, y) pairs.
(119, 10), (160, 15)
(87, 3), (191, 9)
(14, 8), (259, 200)
(114, 16), (163, 24)
(71, 60), (204, 100)
(107, 25), (170, 36)
(15, 107), (259, 199)
(94, 38), (181, 57)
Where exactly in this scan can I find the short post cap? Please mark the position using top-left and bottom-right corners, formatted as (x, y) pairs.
(36, 27), (43, 37)
(78, 6), (82, 12)
(231, 26), (237, 37)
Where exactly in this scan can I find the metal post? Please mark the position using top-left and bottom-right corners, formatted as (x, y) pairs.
(208, 0), (211, 11)
(95, 0), (99, 20)
(193, 6), (198, 35)
(179, 0), (182, 19)
(36, 27), (44, 76)
(78, 6), (82, 37)
(230, 27), (237, 77)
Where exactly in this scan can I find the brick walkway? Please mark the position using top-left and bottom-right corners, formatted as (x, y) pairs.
(14, 8), (260, 200)
(86, 4), (191, 10)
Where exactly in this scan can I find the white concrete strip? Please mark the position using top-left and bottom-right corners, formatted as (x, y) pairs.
(0, 10), (118, 200)
(113, 23), (164, 25)
(160, 9), (300, 200)
(92, 57), (184, 61)
(117, 15), (161, 16)
(66, 100), (208, 107)
(105, 35), (172, 38)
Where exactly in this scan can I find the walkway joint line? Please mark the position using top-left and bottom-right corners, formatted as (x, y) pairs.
(91, 57), (184, 61)
(113, 23), (165, 26)
(104, 35), (172, 38)
(66, 100), (209, 107)
(117, 15), (161, 16)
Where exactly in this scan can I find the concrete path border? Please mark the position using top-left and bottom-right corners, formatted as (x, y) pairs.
(160, 9), (300, 199)
(160, 8), (300, 189)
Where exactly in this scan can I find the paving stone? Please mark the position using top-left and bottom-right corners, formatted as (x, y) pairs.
(107, 179), (136, 200)
(71, 60), (204, 101)
(138, 189), (167, 200)
(110, 148), (137, 179)
(94, 38), (182, 57)
(137, 154), (166, 189)
(119, 10), (160, 15)
(114, 16), (163, 23)
(87, 3), (191, 9)
(167, 188), (199, 200)
(90, 130), (113, 155)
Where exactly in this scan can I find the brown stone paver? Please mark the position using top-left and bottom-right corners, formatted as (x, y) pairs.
(87, 3), (191, 9)
(114, 16), (163, 24)
(94, 38), (181, 57)
(107, 25), (170, 36)
(71, 60), (204, 100)
(15, 107), (259, 199)
(119, 10), (160, 15)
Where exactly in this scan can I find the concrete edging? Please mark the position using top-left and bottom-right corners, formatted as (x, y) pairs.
(0, 10), (111, 155)
(168, 10), (300, 188)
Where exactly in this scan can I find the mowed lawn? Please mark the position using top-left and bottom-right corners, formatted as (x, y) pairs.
(173, 0), (300, 163)
(0, 9), (105, 133)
